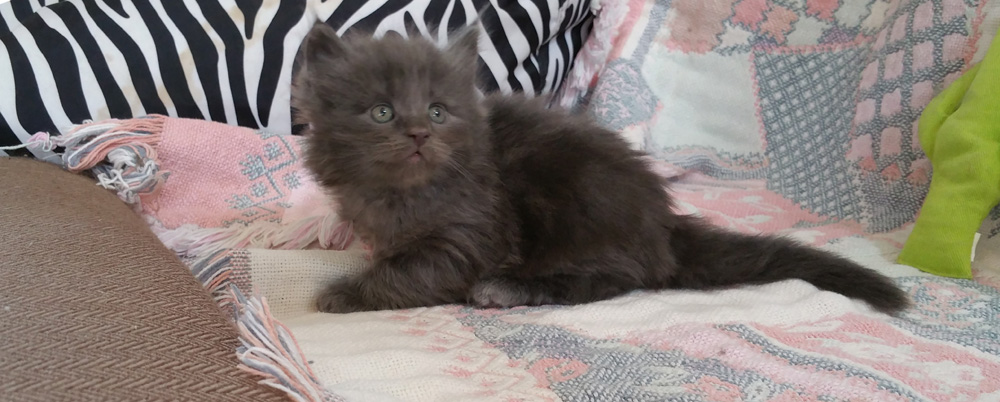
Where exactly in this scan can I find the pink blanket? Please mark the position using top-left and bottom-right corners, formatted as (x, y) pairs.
(37, 115), (354, 257)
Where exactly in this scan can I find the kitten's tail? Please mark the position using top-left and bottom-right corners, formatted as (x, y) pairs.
(668, 218), (910, 315)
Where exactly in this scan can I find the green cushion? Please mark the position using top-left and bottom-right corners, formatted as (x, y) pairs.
(898, 31), (1000, 279)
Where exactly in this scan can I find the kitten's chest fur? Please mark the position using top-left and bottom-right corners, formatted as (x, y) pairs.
(335, 176), (504, 253)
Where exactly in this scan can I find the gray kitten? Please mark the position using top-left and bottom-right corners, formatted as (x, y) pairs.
(292, 23), (910, 315)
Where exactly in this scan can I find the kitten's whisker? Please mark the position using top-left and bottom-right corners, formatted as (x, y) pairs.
(445, 153), (476, 182)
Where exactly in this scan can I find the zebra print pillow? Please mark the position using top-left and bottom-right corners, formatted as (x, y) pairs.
(0, 0), (594, 158)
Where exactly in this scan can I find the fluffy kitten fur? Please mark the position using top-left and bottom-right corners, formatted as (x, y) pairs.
(292, 23), (910, 316)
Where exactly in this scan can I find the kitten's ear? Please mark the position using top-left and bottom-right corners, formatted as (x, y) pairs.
(445, 24), (480, 62)
(443, 2), (487, 61)
(301, 23), (348, 67)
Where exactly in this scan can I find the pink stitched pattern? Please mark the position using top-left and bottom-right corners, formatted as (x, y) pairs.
(755, 313), (1000, 401)
(153, 118), (324, 229)
(670, 175), (862, 246)
(385, 307), (561, 401)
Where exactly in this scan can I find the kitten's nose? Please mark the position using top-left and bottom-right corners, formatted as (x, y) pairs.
(407, 130), (430, 147)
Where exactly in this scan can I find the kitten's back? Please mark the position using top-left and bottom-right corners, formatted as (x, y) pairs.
(486, 94), (679, 282)
(484, 95), (909, 315)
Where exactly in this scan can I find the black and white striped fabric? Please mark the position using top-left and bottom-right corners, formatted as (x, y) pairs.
(0, 0), (594, 158)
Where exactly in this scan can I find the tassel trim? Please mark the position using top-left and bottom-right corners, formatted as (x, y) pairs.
(190, 251), (344, 402)
(1, 116), (168, 204)
(231, 286), (343, 402)
(150, 215), (354, 258)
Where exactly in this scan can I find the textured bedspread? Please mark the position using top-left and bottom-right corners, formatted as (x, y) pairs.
(254, 173), (1000, 402)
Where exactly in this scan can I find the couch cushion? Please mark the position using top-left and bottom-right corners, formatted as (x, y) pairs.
(0, 157), (286, 402)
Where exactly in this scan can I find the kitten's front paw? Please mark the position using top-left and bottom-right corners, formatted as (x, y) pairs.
(316, 281), (368, 314)
(471, 277), (531, 308)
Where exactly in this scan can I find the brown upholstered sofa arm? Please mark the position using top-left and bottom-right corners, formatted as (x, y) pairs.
(0, 158), (286, 402)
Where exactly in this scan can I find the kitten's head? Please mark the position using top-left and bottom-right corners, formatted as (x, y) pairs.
(293, 23), (485, 190)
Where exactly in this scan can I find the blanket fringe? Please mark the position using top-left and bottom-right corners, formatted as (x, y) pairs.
(230, 286), (341, 402)
(189, 250), (240, 310)
(7, 116), (169, 204)
(151, 215), (354, 258)
(188, 253), (341, 402)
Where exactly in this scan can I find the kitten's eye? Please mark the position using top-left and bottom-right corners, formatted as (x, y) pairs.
(428, 104), (446, 124)
(370, 104), (394, 123)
